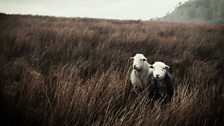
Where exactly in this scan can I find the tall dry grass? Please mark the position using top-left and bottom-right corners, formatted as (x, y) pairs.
(0, 14), (224, 126)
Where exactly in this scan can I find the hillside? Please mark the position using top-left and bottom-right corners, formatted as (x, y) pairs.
(161, 0), (224, 23)
(0, 14), (224, 126)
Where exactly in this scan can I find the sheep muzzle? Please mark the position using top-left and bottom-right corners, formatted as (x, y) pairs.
(133, 66), (142, 72)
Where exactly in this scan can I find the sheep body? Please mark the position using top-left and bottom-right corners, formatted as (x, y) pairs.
(129, 54), (153, 92)
(148, 61), (174, 104)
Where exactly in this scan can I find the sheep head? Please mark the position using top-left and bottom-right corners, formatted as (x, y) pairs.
(149, 61), (170, 80)
(130, 53), (148, 72)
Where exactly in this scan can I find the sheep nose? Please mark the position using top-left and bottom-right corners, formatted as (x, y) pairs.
(156, 74), (159, 77)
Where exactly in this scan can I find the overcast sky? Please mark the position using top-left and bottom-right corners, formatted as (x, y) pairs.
(0, 0), (188, 20)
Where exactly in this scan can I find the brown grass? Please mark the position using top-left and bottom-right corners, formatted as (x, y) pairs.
(0, 14), (224, 126)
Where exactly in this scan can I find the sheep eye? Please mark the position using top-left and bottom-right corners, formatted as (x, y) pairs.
(142, 59), (146, 61)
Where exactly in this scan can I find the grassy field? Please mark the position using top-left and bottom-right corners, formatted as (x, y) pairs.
(0, 14), (224, 126)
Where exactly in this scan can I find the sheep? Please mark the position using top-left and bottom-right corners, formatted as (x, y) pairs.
(129, 53), (153, 93)
(148, 61), (174, 105)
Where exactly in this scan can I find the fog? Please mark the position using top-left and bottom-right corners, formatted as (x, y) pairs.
(0, 0), (188, 20)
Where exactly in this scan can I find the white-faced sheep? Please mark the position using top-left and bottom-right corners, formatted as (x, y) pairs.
(148, 61), (174, 105)
(129, 53), (153, 93)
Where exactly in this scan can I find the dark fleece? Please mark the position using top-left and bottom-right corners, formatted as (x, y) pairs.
(148, 72), (174, 105)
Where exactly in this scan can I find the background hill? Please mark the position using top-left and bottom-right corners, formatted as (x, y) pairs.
(0, 14), (224, 126)
(161, 0), (224, 23)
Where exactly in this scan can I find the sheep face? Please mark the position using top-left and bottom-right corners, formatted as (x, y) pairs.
(150, 62), (170, 80)
(130, 54), (147, 72)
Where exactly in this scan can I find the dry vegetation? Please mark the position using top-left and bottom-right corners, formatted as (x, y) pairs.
(0, 14), (224, 126)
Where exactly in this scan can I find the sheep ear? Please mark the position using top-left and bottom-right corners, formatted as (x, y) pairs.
(164, 65), (170, 70)
(149, 65), (154, 68)
(129, 57), (134, 60)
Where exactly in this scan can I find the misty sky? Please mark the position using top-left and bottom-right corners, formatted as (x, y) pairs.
(0, 0), (188, 20)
